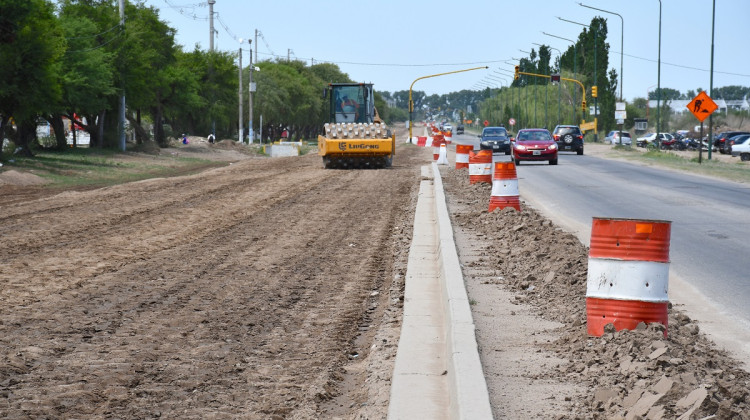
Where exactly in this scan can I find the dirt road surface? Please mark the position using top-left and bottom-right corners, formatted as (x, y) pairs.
(2, 132), (749, 419)
(1, 137), (423, 419)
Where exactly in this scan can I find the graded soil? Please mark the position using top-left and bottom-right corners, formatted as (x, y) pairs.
(1, 131), (749, 419)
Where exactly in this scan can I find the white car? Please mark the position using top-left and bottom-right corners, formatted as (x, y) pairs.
(636, 132), (673, 148)
(730, 136), (750, 161)
(604, 131), (632, 146)
(443, 124), (453, 133)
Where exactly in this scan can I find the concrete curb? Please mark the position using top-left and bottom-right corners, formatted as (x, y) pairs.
(432, 163), (493, 420)
(387, 164), (492, 419)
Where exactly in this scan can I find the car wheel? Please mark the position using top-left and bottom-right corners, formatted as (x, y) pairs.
(563, 134), (574, 144)
(549, 158), (558, 165)
(505, 150), (510, 155)
(741, 153), (750, 162)
(514, 158), (521, 165)
(577, 148), (584, 156)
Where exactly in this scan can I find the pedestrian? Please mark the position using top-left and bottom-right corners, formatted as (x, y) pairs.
(182, 133), (189, 144)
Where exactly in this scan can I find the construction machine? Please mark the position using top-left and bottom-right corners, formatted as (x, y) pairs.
(318, 83), (395, 169)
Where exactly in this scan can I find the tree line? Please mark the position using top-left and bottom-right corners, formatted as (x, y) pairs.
(0, 0), (410, 157)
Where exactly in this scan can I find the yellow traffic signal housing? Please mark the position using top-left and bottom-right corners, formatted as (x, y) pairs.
(592, 86), (598, 98)
(582, 100), (587, 111)
(514, 65), (520, 80)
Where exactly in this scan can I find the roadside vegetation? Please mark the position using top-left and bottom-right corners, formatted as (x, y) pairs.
(607, 144), (750, 183)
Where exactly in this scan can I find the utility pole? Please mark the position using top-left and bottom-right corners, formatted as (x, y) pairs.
(238, 39), (243, 143)
(209, 0), (216, 138)
(118, 0), (125, 151)
(247, 39), (255, 144)
(208, 0), (215, 51)
(708, 0), (716, 159)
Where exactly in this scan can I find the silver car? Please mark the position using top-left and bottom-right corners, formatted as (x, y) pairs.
(604, 130), (632, 146)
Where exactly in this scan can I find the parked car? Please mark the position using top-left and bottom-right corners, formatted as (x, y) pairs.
(729, 135), (750, 161)
(478, 126), (511, 154)
(636, 132), (673, 148)
(552, 125), (584, 155)
(604, 130), (632, 146)
(721, 132), (750, 154)
(714, 131), (750, 154)
(512, 128), (558, 165)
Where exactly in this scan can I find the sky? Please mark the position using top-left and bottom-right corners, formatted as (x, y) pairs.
(144, 0), (750, 102)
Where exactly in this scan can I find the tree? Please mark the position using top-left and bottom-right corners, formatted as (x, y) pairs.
(649, 87), (681, 101)
(0, 0), (64, 156)
(51, 7), (116, 149)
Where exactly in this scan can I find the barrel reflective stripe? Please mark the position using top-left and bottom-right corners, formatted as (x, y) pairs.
(456, 154), (469, 163)
(586, 218), (671, 337)
(425, 137), (433, 147)
(586, 259), (669, 302)
(468, 163), (491, 175)
(490, 179), (519, 197)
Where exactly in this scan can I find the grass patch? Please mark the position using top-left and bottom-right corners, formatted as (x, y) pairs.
(608, 146), (750, 183)
(3, 146), (226, 189)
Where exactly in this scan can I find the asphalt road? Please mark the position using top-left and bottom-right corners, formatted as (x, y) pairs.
(449, 129), (750, 362)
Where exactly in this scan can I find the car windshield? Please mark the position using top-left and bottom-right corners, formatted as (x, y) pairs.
(483, 128), (507, 136)
(517, 131), (551, 141)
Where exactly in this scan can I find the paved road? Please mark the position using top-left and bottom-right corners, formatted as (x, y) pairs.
(506, 150), (750, 363)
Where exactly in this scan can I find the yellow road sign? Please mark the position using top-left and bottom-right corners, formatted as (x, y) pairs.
(686, 91), (718, 122)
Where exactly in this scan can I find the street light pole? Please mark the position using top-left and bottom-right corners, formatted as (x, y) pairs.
(580, 3), (624, 102)
(656, 0), (662, 141)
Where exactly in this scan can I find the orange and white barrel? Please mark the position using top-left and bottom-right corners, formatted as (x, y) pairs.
(415, 136), (427, 146)
(488, 162), (520, 211)
(455, 144), (472, 169)
(468, 150), (492, 184)
(586, 218), (671, 337)
(443, 130), (453, 144)
(432, 135), (444, 160)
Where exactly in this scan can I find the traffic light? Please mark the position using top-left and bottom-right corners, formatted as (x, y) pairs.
(592, 86), (598, 98)
(582, 100), (587, 111)
(514, 65), (520, 80)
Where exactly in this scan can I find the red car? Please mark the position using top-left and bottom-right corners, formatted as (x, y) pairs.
(512, 128), (558, 165)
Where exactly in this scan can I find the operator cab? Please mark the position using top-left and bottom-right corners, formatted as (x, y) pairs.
(325, 83), (375, 124)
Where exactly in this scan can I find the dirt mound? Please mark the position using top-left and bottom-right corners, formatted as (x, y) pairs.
(440, 165), (750, 419)
(0, 169), (47, 186)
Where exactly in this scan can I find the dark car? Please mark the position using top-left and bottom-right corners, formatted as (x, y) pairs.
(721, 132), (750, 154)
(552, 125), (584, 155)
(478, 126), (511, 154)
(512, 128), (558, 165)
(456, 124), (464, 134)
(714, 131), (750, 154)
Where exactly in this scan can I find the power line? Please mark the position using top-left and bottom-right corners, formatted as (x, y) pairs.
(65, 22), (122, 40)
(612, 50), (750, 78)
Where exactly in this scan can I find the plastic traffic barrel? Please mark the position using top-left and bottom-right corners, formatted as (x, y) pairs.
(586, 218), (671, 337)
(455, 144), (472, 169)
(488, 162), (520, 211)
(468, 150), (492, 184)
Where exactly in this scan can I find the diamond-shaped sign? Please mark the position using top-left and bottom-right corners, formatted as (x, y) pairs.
(686, 91), (718, 122)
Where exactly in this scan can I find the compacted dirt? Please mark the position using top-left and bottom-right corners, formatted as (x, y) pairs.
(2, 132), (749, 419)
(0, 136), (422, 419)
